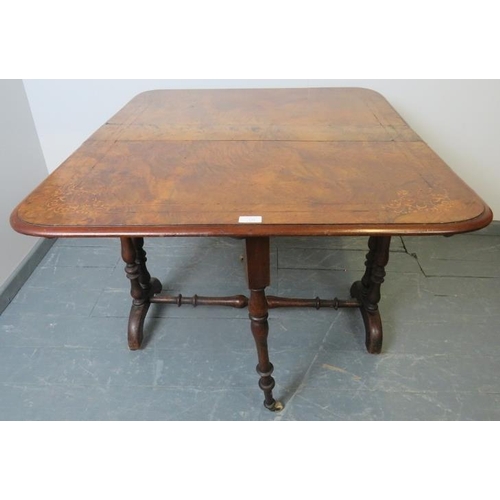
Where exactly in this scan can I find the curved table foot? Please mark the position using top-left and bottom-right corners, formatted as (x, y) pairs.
(127, 277), (162, 350)
(350, 280), (383, 354)
(128, 302), (151, 350)
(264, 400), (284, 412)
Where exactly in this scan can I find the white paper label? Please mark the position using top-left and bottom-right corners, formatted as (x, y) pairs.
(238, 216), (263, 223)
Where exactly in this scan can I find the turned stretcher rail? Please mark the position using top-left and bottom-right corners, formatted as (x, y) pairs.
(266, 296), (360, 309)
(150, 294), (248, 308)
(150, 293), (361, 310)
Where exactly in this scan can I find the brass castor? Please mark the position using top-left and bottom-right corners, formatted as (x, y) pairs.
(264, 400), (284, 412)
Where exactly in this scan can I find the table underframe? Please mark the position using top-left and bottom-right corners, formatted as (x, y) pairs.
(120, 235), (391, 411)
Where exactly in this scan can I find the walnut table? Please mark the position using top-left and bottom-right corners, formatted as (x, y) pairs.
(11, 88), (493, 411)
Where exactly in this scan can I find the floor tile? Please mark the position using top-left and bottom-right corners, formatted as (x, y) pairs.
(421, 275), (500, 299)
(0, 315), (127, 349)
(4, 287), (100, 318)
(39, 245), (121, 268)
(402, 234), (500, 277)
(0, 384), (275, 421)
(0, 346), (155, 387)
(55, 237), (119, 248)
(152, 348), (316, 392)
(381, 319), (500, 356)
(403, 234), (500, 262)
(304, 349), (458, 393)
(1, 232), (500, 421)
(150, 317), (255, 351)
(274, 235), (406, 252)
(447, 354), (500, 393)
(473, 221), (500, 236)
(25, 265), (114, 290)
(279, 389), (464, 421)
(276, 268), (423, 298)
(384, 289), (500, 324)
(278, 248), (421, 274)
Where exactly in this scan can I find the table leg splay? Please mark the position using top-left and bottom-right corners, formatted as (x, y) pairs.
(120, 237), (162, 350)
(350, 236), (391, 354)
(120, 235), (391, 411)
(245, 237), (283, 412)
(10, 88), (492, 415)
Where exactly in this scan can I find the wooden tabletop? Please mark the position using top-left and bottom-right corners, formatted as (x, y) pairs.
(11, 88), (492, 237)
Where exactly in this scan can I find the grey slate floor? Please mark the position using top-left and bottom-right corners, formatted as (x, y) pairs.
(1, 225), (500, 420)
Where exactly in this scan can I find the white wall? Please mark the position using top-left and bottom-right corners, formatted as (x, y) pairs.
(0, 80), (49, 286)
(23, 79), (500, 218)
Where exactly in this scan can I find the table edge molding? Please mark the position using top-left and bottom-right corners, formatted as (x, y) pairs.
(10, 205), (493, 239)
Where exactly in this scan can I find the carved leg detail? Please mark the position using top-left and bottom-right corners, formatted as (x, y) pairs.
(134, 238), (151, 284)
(361, 235), (377, 290)
(120, 237), (162, 350)
(350, 236), (391, 354)
(127, 302), (151, 351)
(246, 237), (283, 412)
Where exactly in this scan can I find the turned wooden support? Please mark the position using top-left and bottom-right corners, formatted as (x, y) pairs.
(245, 237), (283, 412)
(266, 296), (360, 309)
(361, 235), (378, 291)
(151, 294), (248, 308)
(351, 236), (391, 354)
(121, 237), (148, 305)
(133, 237), (152, 290)
(120, 237), (161, 350)
(365, 236), (391, 311)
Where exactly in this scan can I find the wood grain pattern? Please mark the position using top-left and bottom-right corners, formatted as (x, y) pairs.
(246, 236), (282, 411)
(11, 88), (492, 237)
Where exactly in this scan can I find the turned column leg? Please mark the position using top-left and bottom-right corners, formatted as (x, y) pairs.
(245, 237), (283, 412)
(350, 236), (391, 354)
(120, 237), (162, 350)
(361, 235), (377, 290)
(133, 237), (152, 288)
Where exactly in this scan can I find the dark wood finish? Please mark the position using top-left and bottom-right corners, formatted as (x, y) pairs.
(11, 88), (492, 238)
(350, 236), (391, 354)
(266, 296), (360, 309)
(9, 88), (494, 411)
(150, 293), (362, 310)
(245, 237), (283, 411)
(151, 294), (248, 308)
(120, 237), (161, 350)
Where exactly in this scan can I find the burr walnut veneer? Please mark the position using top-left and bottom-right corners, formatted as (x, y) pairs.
(11, 88), (493, 411)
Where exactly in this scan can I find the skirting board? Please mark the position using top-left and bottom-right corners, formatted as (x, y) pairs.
(0, 238), (56, 315)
